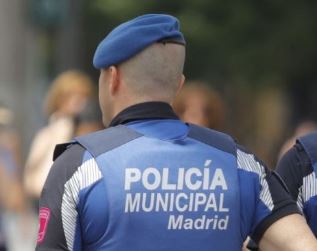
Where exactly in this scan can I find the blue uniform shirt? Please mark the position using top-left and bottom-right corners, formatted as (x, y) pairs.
(36, 102), (299, 251)
(276, 131), (317, 236)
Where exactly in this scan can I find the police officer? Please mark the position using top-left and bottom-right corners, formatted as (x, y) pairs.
(35, 14), (317, 251)
(276, 131), (317, 237)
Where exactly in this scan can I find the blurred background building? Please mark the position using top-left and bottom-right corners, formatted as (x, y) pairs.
(1, 0), (317, 250)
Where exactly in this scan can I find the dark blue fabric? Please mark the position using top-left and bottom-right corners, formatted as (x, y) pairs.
(73, 216), (82, 251)
(298, 132), (317, 166)
(93, 14), (185, 69)
(78, 179), (108, 249)
(188, 124), (236, 156)
(237, 170), (259, 238)
(298, 132), (317, 236)
(304, 195), (317, 236)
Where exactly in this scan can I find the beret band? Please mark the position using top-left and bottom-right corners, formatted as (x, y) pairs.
(93, 14), (185, 69)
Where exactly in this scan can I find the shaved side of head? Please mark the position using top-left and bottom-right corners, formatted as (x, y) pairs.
(119, 43), (185, 102)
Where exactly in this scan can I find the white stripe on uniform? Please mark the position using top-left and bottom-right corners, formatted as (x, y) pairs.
(61, 157), (102, 250)
(237, 149), (274, 211)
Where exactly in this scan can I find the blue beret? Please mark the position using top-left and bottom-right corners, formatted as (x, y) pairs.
(93, 14), (185, 69)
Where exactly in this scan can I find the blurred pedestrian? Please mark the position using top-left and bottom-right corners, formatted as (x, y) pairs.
(24, 70), (95, 208)
(173, 81), (226, 130)
(278, 120), (317, 159)
(0, 102), (21, 178)
(0, 103), (30, 251)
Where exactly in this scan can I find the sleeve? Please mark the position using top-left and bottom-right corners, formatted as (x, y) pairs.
(35, 144), (86, 251)
(237, 146), (300, 245)
(275, 143), (311, 209)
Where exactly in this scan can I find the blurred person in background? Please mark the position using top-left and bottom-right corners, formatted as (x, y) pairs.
(276, 131), (317, 237)
(0, 103), (17, 251)
(24, 70), (95, 210)
(0, 103), (32, 251)
(278, 121), (317, 159)
(0, 103), (21, 177)
(173, 81), (226, 131)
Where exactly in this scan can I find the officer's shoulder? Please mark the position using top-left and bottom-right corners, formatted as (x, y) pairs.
(236, 143), (267, 168)
(53, 142), (85, 162)
(187, 123), (236, 155)
(297, 131), (317, 165)
(74, 125), (143, 158)
(46, 143), (87, 188)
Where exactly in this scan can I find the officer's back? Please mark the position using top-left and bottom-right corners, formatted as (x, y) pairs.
(36, 14), (317, 251)
(75, 118), (241, 250)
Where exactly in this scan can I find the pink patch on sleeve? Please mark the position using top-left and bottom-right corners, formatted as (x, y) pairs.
(37, 207), (51, 243)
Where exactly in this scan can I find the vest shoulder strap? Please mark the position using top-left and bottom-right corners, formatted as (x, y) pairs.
(298, 131), (317, 165)
(54, 124), (237, 160)
(74, 125), (143, 158)
(188, 124), (236, 156)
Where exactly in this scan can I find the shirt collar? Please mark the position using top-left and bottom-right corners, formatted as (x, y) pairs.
(109, 101), (179, 127)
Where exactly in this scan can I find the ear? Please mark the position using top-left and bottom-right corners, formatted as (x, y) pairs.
(108, 66), (121, 96)
(175, 74), (185, 96)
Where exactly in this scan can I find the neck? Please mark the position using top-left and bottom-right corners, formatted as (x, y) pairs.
(112, 96), (172, 121)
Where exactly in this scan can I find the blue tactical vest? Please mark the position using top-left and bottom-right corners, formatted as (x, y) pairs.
(74, 120), (243, 250)
(298, 132), (317, 236)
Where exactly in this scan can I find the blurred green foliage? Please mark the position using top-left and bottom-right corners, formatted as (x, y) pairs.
(83, 0), (317, 88)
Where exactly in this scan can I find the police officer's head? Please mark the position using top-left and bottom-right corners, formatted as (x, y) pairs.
(93, 14), (186, 126)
